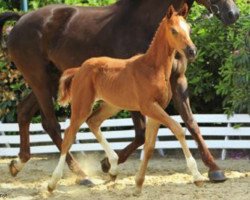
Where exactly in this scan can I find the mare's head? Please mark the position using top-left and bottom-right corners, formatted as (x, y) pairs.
(165, 4), (196, 61)
(196, 0), (239, 25)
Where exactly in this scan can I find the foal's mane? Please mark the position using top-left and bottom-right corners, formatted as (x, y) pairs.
(146, 12), (180, 54)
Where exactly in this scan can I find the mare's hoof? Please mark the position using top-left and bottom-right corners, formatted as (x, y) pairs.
(9, 160), (19, 177)
(100, 157), (110, 173)
(194, 180), (204, 187)
(77, 179), (95, 187)
(208, 170), (227, 182)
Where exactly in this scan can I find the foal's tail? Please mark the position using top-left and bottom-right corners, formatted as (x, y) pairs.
(58, 67), (80, 107)
(0, 12), (22, 42)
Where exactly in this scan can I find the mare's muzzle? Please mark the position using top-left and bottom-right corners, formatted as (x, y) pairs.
(184, 45), (197, 61)
(224, 9), (239, 25)
(211, 0), (240, 25)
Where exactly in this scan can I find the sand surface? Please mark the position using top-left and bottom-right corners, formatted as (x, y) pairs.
(0, 153), (250, 200)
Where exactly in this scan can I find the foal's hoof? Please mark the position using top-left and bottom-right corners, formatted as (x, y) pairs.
(208, 170), (227, 182)
(194, 180), (204, 187)
(77, 179), (95, 187)
(100, 157), (111, 173)
(109, 174), (117, 182)
(9, 160), (19, 177)
(104, 174), (117, 185)
(47, 184), (55, 193)
(133, 187), (142, 196)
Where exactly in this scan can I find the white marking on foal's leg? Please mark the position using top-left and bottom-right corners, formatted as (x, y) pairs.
(48, 154), (66, 191)
(97, 130), (118, 176)
(186, 156), (207, 183)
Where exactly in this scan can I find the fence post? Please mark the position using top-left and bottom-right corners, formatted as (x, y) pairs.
(221, 122), (230, 160)
(21, 0), (28, 12)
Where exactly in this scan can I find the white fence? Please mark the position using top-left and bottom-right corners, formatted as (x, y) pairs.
(0, 114), (249, 160)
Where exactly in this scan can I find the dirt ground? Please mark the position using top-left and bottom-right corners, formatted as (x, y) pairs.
(0, 153), (250, 200)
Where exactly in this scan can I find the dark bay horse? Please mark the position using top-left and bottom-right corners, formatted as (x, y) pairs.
(0, 0), (239, 184)
(48, 5), (206, 194)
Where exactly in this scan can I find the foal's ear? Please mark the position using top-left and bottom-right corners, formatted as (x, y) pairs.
(178, 3), (189, 18)
(166, 5), (175, 19)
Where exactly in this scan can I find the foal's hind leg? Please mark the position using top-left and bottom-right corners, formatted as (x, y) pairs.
(48, 83), (95, 192)
(40, 109), (88, 180)
(87, 102), (121, 180)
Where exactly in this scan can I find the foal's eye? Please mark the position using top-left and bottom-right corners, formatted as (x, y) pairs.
(171, 28), (178, 36)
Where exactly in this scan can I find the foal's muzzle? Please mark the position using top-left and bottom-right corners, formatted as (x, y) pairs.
(184, 45), (197, 61)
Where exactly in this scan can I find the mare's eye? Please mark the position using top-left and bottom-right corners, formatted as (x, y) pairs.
(171, 28), (178, 36)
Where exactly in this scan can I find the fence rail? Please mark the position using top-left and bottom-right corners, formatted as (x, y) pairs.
(0, 114), (249, 159)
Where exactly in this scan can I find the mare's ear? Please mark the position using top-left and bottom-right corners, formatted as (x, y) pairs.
(178, 3), (189, 18)
(166, 5), (175, 19)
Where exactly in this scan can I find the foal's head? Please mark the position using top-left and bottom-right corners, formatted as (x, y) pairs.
(164, 4), (196, 61)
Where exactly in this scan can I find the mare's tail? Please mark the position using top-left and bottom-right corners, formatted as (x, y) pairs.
(0, 12), (21, 42)
(58, 67), (80, 107)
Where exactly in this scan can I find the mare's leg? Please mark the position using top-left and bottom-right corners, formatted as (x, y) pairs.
(10, 91), (87, 181)
(134, 118), (160, 195)
(87, 102), (121, 179)
(171, 59), (225, 182)
(48, 78), (95, 192)
(9, 92), (39, 176)
(12, 56), (89, 184)
(101, 111), (146, 173)
(119, 112), (146, 163)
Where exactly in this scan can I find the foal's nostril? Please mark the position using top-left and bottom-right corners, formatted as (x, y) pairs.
(188, 49), (196, 57)
(184, 46), (197, 60)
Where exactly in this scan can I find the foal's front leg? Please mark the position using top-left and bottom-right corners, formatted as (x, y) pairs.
(134, 118), (160, 195)
(139, 103), (206, 189)
(171, 59), (226, 182)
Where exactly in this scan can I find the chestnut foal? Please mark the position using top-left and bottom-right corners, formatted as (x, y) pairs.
(48, 4), (206, 194)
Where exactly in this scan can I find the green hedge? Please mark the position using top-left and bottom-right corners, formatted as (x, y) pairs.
(187, 1), (250, 115)
(0, 0), (249, 122)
